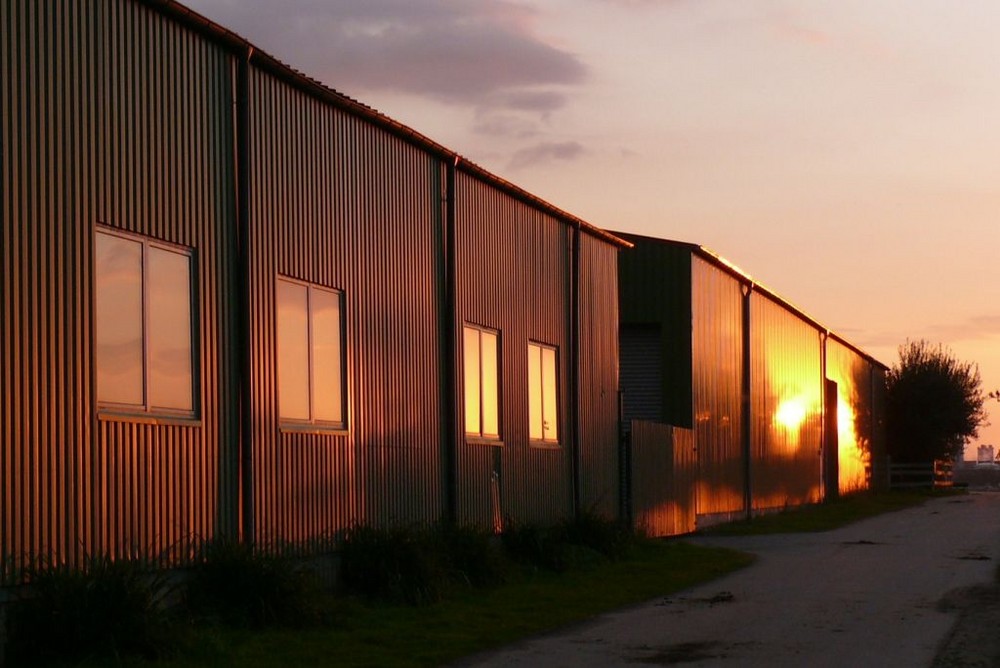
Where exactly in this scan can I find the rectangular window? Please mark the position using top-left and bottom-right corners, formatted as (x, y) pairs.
(464, 325), (499, 439)
(277, 277), (345, 428)
(95, 228), (195, 415)
(528, 342), (558, 443)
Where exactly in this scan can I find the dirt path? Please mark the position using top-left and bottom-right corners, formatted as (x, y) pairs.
(457, 492), (1000, 667)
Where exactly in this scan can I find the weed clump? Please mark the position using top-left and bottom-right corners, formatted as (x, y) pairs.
(186, 537), (326, 628)
(502, 511), (639, 572)
(5, 556), (175, 666)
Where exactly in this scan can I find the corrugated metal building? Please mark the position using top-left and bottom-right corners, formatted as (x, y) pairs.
(618, 233), (886, 531)
(0, 0), (626, 575)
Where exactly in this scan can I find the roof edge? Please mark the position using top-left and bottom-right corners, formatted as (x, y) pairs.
(138, 0), (630, 249)
(613, 231), (887, 369)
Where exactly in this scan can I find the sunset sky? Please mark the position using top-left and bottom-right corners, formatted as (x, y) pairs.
(186, 0), (1000, 458)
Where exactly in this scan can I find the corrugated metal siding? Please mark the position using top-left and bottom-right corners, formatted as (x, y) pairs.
(577, 233), (620, 518)
(620, 325), (662, 423)
(826, 339), (874, 494)
(628, 421), (696, 537)
(454, 172), (572, 527)
(749, 292), (823, 511)
(691, 257), (744, 518)
(1, 0), (238, 570)
(617, 236), (693, 427)
(247, 68), (445, 544)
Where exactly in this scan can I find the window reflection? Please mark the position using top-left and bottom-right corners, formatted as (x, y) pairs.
(276, 278), (345, 427)
(95, 230), (195, 415)
(464, 325), (499, 439)
(277, 280), (310, 421)
(464, 327), (482, 435)
(95, 233), (143, 405)
(148, 247), (193, 411)
(528, 342), (559, 442)
(311, 288), (343, 423)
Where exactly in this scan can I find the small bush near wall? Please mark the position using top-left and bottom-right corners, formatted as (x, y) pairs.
(186, 537), (327, 629)
(503, 511), (638, 573)
(340, 524), (511, 605)
(563, 510), (637, 561)
(4, 556), (175, 666)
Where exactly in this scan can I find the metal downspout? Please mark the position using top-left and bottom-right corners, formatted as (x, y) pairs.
(572, 222), (582, 517)
(741, 282), (753, 521)
(820, 330), (829, 499)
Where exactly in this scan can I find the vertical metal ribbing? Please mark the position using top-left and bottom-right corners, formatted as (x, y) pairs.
(236, 45), (253, 546)
(443, 158), (458, 524)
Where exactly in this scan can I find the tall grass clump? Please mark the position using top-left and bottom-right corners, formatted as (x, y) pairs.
(340, 523), (511, 605)
(4, 555), (174, 666)
(437, 523), (510, 588)
(340, 525), (448, 605)
(563, 509), (637, 561)
(503, 511), (641, 572)
(186, 537), (326, 628)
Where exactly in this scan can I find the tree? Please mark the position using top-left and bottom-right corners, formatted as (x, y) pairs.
(885, 340), (988, 462)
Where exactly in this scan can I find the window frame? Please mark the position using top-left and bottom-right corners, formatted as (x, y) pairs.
(527, 340), (560, 446)
(463, 323), (502, 444)
(94, 226), (199, 421)
(275, 275), (348, 432)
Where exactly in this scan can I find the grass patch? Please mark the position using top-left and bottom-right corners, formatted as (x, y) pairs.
(703, 489), (963, 536)
(131, 541), (752, 668)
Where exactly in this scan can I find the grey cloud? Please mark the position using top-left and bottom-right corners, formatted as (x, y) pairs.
(851, 315), (1000, 354)
(471, 114), (540, 139)
(493, 90), (569, 114)
(186, 0), (586, 106)
(924, 316), (1000, 343)
(508, 141), (586, 170)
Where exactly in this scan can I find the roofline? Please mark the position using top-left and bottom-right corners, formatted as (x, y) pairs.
(614, 231), (888, 370)
(137, 0), (630, 250)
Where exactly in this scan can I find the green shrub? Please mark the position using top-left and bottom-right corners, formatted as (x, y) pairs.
(187, 537), (326, 628)
(501, 521), (574, 572)
(502, 512), (640, 572)
(562, 510), (637, 561)
(340, 525), (449, 605)
(5, 555), (174, 666)
(437, 524), (510, 588)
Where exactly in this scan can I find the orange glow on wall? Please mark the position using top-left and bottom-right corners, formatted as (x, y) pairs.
(837, 391), (868, 493)
(775, 395), (808, 432)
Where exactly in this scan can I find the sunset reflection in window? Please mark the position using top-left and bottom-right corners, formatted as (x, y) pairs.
(528, 342), (558, 443)
(95, 229), (194, 414)
(276, 278), (345, 427)
(464, 325), (499, 439)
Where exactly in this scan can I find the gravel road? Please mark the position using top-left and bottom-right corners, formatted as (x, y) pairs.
(457, 492), (1000, 667)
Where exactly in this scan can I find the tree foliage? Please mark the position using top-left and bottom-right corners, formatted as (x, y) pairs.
(885, 340), (987, 462)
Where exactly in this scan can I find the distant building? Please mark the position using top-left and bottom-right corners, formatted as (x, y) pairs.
(977, 445), (996, 465)
(616, 233), (888, 530)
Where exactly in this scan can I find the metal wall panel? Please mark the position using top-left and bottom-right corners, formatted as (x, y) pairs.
(628, 421), (696, 537)
(246, 68), (445, 544)
(620, 325), (662, 423)
(1, 0), (238, 571)
(749, 292), (823, 511)
(454, 172), (572, 527)
(826, 338), (875, 494)
(691, 256), (745, 518)
(577, 232), (620, 518)
(616, 234), (693, 427)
